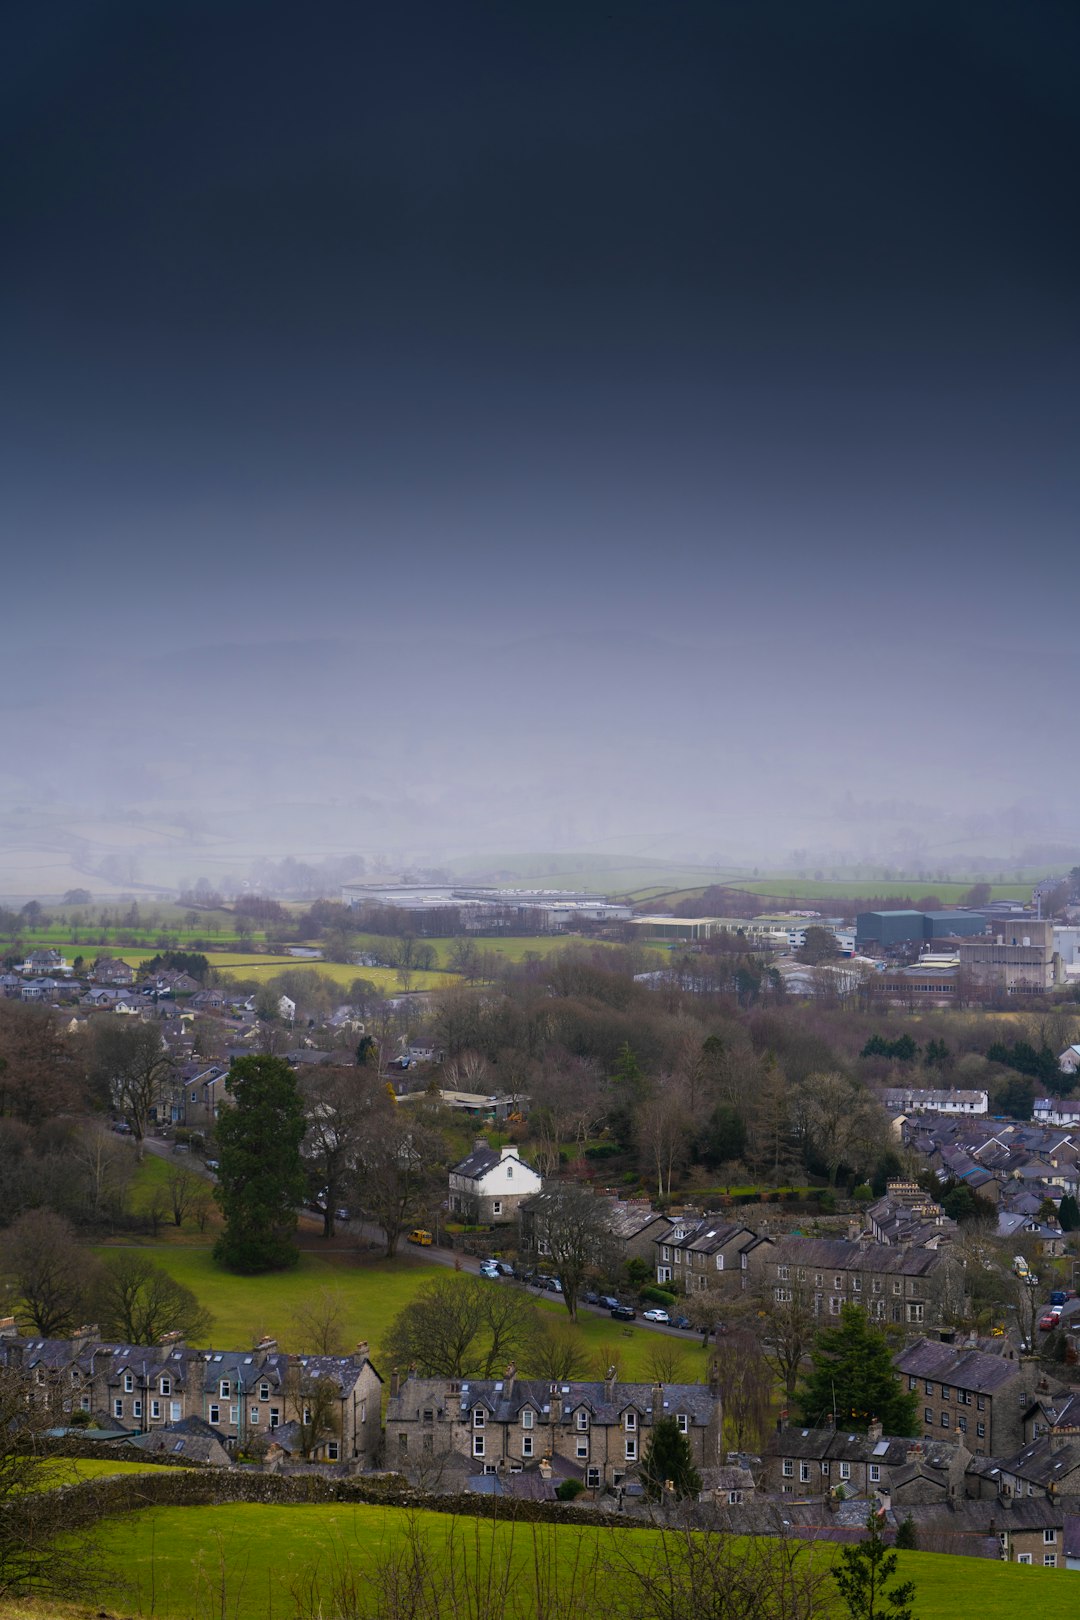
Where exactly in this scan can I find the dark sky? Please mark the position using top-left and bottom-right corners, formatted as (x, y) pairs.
(2, 1), (1078, 875)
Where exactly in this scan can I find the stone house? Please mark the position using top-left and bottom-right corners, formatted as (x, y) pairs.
(892, 1338), (1036, 1457)
(655, 1217), (760, 1295)
(448, 1143), (542, 1224)
(753, 1237), (946, 1331)
(764, 1420), (969, 1504)
(385, 1367), (724, 1493)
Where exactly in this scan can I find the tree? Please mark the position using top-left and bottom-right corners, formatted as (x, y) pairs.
(522, 1182), (617, 1321)
(383, 1274), (538, 1378)
(1, 1211), (98, 1337)
(165, 1163), (204, 1228)
(93, 1251), (212, 1343)
(795, 1071), (885, 1187)
(636, 1087), (692, 1199)
(289, 1287), (349, 1355)
(283, 1356), (343, 1459)
(796, 1305), (918, 1434)
(797, 927), (841, 965)
(603, 1519), (834, 1620)
(213, 1055), (307, 1273)
(90, 1020), (175, 1141)
(528, 1319), (590, 1383)
(893, 1516), (918, 1550)
(834, 1508), (917, 1620)
(1058, 1193), (1080, 1232)
(639, 1414), (702, 1501)
(710, 1331), (773, 1451)
(355, 1107), (446, 1258)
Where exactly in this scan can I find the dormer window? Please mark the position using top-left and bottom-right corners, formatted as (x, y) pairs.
(124, 1374), (134, 1393)
(160, 1377), (171, 1396)
(576, 1411), (589, 1431)
(259, 1382), (269, 1400)
(473, 1408), (485, 1428)
(522, 1410), (534, 1429)
(220, 1380), (230, 1398)
(676, 1413), (688, 1434)
(624, 1411), (637, 1431)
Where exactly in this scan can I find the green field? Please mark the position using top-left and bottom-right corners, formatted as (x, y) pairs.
(208, 956), (454, 994)
(88, 1499), (1063, 1620)
(737, 878), (1034, 903)
(93, 1241), (708, 1384)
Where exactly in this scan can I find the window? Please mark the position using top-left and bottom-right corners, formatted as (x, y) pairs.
(1044, 1529), (1057, 1544)
(160, 1377), (171, 1396)
(852, 1277), (861, 1292)
(170, 1401), (181, 1422)
(840, 1463), (851, 1480)
(123, 1374), (134, 1393)
(958, 1389), (971, 1405)
(1017, 1554), (1031, 1566)
(834, 1275), (843, 1289)
(473, 1434), (485, 1458)
(150, 1400), (160, 1420)
(924, 1382), (934, 1396)
(270, 1408), (280, 1428)
(940, 1385), (950, 1401)
(778, 1266), (789, 1281)
(230, 1406), (238, 1424)
(113, 1399), (123, 1418)
(957, 1417), (967, 1434)
(907, 1304), (924, 1324)
(924, 1409), (933, 1425)
(327, 1442), (339, 1461)
(775, 1288), (793, 1303)
(715, 1255), (724, 1271)
(398, 1433), (408, 1453)
(423, 1408), (434, 1424)
(576, 1438), (589, 1459)
(814, 1274), (823, 1287)
(977, 1396), (986, 1412)
(821, 1461), (830, 1476)
(893, 1280), (902, 1294)
(872, 1279), (882, 1295)
(869, 1465), (880, 1482)
(259, 1382), (270, 1401)
(577, 1411), (589, 1431)
(625, 1438), (637, 1461)
(522, 1435), (534, 1457)
(676, 1413), (688, 1434)
(522, 1410), (534, 1429)
(250, 1407), (260, 1424)
(728, 1490), (743, 1504)
(209, 1404), (219, 1425)
(303, 1407), (312, 1426)
(80, 1395), (90, 1413)
(1044, 1554), (1057, 1567)
(799, 1463), (810, 1483)
(661, 1246), (670, 1262)
(220, 1380), (230, 1399)
(492, 1201), (502, 1216)
(473, 1408), (485, 1428)
(625, 1412), (637, 1430)
(830, 1297), (842, 1315)
(783, 1459), (794, 1477)
(977, 1423), (985, 1440)
(941, 1413), (950, 1428)
(587, 1466), (601, 1489)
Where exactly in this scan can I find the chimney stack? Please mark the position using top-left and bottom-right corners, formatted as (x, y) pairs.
(604, 1365), (618, 1402)
(504, 1362), (516, 1400)
(390, 1367), (401, 1398)
(538, 1456), (552, 1480)
(867, 1417), (883, 1443)
(355, 1341), (369, 1361)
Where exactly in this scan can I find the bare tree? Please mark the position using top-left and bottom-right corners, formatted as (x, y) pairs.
(90, 1021), (175, 1142)
(69, 1123), (135, 1225)
(530, 1319), (591, 1382)
(283, 1357), (343, 1459)
(288, 1287), (349, 1354)
(636, 1084), (692, 1199)
(165, 1163), (204, 1228)
(643, 1341), (689, 1386)
(383, 1275), (538, 1378)
(356, 1109), (446, 1258)
(751, 1283), (818, 1397)
(523, 1182), (617, 1321)
(601, 1518), (835, 1620)
(1, 1211), (99, 1337)
(302, 1066), (385, 1238)
(710, 1331), (773, 1451)
(93, 1251), (212, 1344)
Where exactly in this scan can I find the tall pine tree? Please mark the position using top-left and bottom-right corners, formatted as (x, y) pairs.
(213, 1055), (307, 1273)
(796, 1305), (918, 1434)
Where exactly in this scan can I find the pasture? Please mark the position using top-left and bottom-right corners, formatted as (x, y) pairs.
(87, 1499), (1062, 1620)
(207, 956), (454, 993)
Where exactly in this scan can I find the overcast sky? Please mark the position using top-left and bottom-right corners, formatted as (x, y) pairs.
(2, 1), (1078, 878)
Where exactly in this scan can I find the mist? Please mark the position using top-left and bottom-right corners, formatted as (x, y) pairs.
(2, 1), (1078, 895)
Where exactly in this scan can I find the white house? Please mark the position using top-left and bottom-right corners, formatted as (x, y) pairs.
(1034, 1098), (1080, 1128)
(883, 1087), (988, 1116)
(448, 1143), (542, 1224)
(278, 995), (296, 1021)
(1058, 1045), (1080, 1076)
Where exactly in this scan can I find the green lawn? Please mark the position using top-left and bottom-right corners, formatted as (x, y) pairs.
(92, 1241), (708, 1383)
(35, 1458), (182, 1489)
(209, 956), (455, 993)
(87, 1499), (1064, 1620)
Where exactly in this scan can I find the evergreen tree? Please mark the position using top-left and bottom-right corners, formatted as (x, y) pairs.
(796, 1305), (918, 1434)
(834, 1508), (917, 1620)
(639, 1414), (702, 1501)
(1058, 1193), (1080, 1232)
(213, 1055), (307, 1273)
(893, 1515), (918, 1550)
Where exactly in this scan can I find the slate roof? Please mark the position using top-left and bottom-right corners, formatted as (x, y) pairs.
(389, 1375), (717, 1430)
(892, 1339), (1021, 1396)
(450, 1145), (503, 1179)
(768, 1238), (940, 1278)
(997, 1436), (1080, 1490)
(767, 1426), (958, 1470)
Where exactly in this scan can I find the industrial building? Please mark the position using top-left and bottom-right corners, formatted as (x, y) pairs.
(956, 919), (1063, 996)
(856, 910), (987, 949)
(340, 883), (631, 928)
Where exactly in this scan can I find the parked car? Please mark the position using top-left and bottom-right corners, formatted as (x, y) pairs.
(542, 1276), (563, 1293)
(1050, 1290), (1067, 1307)
(610, 1303), (636, 1321)
(407, 1229), (433, 1246)
(642, 1308), (670, 1324)
(479, 1262), (501, 1279)
(583, 1290), (600, 1305)
(598, 1295), (620, 1311)
(1039, 1310), (1062, 1331)
(205, 1159), (219, 1172)
(671, 1314), (692, 1331)
(494, 1259), (515, 1275)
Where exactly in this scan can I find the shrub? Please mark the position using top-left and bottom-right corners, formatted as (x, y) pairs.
(555, 1478), (584, 1501)
(640, 1286), (676, 1307)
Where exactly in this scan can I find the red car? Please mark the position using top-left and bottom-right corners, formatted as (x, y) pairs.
(1039, 1310), (1062, 1331)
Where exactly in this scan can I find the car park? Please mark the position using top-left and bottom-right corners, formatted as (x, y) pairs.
(642, 1308), (670, 1324)
(610, 1303), (636, 1320)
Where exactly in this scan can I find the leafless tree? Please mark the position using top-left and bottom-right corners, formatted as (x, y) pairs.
(1, 1211), (99, 1338)
(644, 1341), (689, 1386)
(529, 1319), (591, 1383)
(93, 1251), (212, 1344)
(90, 1020), (175, 1142)
(165, 1163), (204, 1228)
(288, 1287), (349, 1354)
(636, 1083), (692, 1200)
(383, 1275), (538, 1378)
(710, 1330), (773, 1451)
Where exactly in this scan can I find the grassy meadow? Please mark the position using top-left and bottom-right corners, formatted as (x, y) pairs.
(84, 1498), (1064, 1620)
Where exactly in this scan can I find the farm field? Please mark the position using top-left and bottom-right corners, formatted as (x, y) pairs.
(86, 1499), (1063, 1620)
(737, 878), (1034, 903)
(207, 956), (454, 994)
(346, 933), (634, 968)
